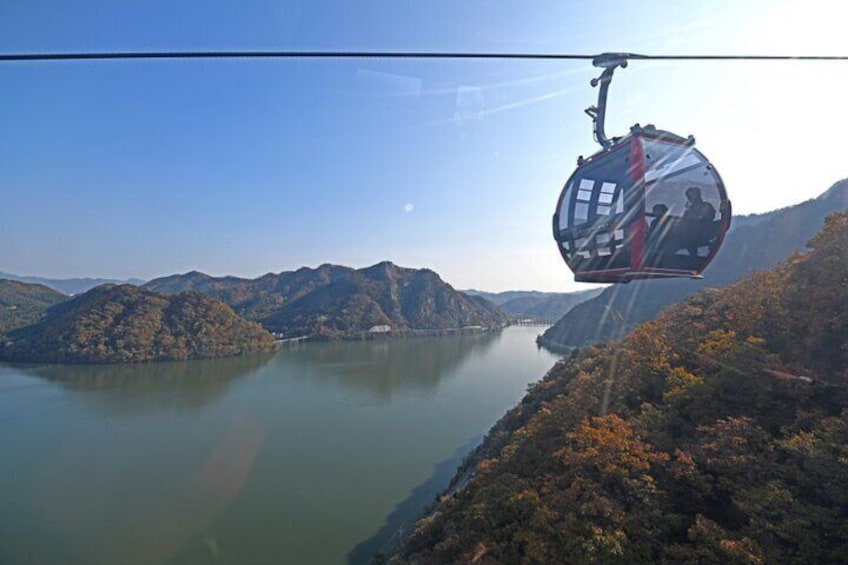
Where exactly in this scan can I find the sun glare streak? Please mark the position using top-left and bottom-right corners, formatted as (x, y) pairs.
(426, 84), (583, 127)
(416, 66), (590, 96)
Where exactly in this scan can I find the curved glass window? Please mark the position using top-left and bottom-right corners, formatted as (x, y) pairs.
(642, 139), (728, 271)
(555, 144), (634, 272)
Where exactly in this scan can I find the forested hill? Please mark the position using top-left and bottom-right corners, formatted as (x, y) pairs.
(0, 279), (67, 335)
(0, 285), (274, 364)
(145, 262), (508, 338)
(541, 179), (848, 348)
(394, 211), (848, 564)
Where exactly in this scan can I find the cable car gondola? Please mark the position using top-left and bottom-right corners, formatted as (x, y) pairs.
(553, 54), (731, 283)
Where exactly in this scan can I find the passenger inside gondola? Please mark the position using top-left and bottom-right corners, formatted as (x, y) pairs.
(646, 187), (718, 267)
(679, 186), (717, 255)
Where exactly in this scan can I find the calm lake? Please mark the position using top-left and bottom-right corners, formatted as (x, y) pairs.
(0, 326), (559, 564)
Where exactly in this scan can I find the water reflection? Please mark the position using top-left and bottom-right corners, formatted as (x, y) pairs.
(35, 418), (266, 565)
(279, 332), (500, 399)
(23, 352), (275, 414)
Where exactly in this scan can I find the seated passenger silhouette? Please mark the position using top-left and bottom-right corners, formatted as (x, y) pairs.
(680, 186), (716, 255)
(683, 186), (716, 223)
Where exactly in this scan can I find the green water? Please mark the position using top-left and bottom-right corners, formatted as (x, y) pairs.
(0, 327), (559, 564)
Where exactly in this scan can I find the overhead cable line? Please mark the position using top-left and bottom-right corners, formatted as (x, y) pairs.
(3, 51), (848, 63)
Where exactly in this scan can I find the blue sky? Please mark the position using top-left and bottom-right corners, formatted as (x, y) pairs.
(1, 1), (846, 291)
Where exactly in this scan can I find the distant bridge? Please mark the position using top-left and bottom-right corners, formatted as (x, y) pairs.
(274, 334), (312, 344)
(511, 318), (554, 327)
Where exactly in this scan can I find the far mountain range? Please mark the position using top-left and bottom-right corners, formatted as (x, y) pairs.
(0, 271), (599, 329)
(142, 262), (510, 339)
(462, 288), (604, 322)
(0, 265), (492, 363)
(2, 262), (599, 364)
(0, 272), (145, 296)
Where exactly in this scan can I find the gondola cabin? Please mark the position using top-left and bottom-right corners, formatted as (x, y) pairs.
(553, 125), (731, 283)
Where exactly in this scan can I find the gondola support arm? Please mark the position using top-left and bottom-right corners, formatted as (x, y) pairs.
(585, 53), (630, 149)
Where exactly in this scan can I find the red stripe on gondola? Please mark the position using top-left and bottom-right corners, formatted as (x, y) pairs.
(629, 136), (646, 270)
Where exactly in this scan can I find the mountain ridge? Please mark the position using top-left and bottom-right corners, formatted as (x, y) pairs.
(144, 261), (509, 338)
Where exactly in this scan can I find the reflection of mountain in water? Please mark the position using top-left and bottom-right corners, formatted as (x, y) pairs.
(280, 332), (501, 399)
(31, 352), (275, 414)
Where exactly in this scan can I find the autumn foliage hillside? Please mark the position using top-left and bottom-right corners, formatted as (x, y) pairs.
(0, 279), (67, 335)
(0, 285), (275, 364)
(395, 211), (848, 564)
